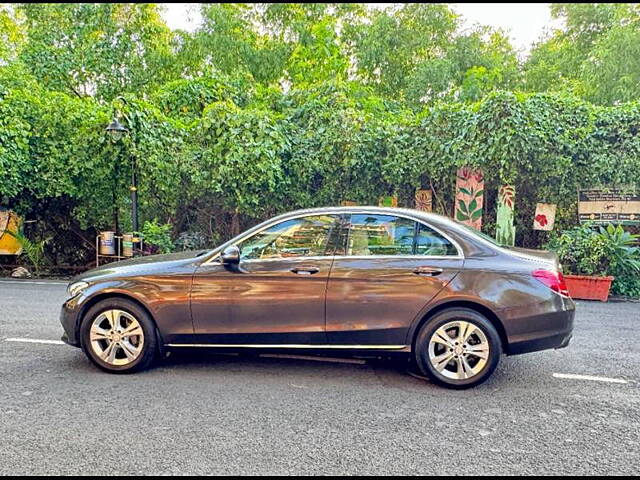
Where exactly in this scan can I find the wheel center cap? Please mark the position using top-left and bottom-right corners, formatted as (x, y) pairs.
(454, 346), (464, 355)
(112, 333), (122, 343)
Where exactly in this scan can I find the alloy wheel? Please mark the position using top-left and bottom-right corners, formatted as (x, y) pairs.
(428, 320), (490, 380)
(89, 309), (145, 366)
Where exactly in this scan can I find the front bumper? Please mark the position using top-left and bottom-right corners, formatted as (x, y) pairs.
(60, 295), (82, 348)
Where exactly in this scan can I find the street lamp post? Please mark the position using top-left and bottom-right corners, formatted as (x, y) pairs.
(106, 116), (139, 235)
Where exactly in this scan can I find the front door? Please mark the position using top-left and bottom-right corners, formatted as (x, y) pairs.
(191, 214), (340, 345)
(325, 213), (464, 346)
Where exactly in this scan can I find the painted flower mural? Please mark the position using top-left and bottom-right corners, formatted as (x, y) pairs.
(496, 185), (516, 246)
(535, 214), (548, 227)
(415, 189), (433, 212)
(533, 203), (557, 231)
(455, 167), (484, 230)
(378, 195), (398, 208)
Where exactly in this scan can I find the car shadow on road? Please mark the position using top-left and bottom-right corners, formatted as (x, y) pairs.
(146, 349), (516, 390)
(58, 346), (517, 390)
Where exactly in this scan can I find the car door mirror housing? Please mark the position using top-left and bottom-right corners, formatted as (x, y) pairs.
(221, 245), (241, 265)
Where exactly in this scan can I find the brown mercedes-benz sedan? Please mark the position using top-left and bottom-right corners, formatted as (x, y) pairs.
(61, 207), (575, 388)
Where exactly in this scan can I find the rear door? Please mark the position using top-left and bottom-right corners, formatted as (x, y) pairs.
(325, 213), (464, 346)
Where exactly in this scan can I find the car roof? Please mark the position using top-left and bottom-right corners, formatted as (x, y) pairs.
(207, 205), (502, 261)
(276, 205), (452, 224)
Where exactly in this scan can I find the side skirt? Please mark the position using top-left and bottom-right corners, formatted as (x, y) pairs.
(166, 343), (409, 351)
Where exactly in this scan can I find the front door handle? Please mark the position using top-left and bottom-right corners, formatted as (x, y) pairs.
(291, 265), (320, 275)
(413, 266), (443, 276)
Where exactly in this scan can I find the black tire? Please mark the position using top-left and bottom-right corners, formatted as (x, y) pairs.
(414, 308), (501, 389)
(80, 298), (158, 374)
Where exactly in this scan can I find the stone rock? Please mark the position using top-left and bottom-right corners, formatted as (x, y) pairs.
(11, 266), (31, 278)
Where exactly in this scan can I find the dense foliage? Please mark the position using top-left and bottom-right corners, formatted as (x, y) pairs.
(1, 3), (640, 280)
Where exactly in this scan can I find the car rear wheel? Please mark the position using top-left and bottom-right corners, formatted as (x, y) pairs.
(414, 308), (501, 389)
(80, 298), (158, 373)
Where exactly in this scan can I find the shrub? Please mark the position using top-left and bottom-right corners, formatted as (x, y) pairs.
(548, 224), (610, 276)
(175, 231), (208, 251)
(141, 220), (174, 255)
(5, 229), (50, 277)
(611, 275), (640, 298)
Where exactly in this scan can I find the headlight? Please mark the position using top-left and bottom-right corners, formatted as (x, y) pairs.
(67, 281), (89, 298)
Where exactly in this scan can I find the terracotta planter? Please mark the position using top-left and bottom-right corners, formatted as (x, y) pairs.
(564, 274), (614, 302)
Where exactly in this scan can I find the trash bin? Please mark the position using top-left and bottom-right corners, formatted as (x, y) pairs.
(122, 234), (134, 257)
(99, 231), (116, 256)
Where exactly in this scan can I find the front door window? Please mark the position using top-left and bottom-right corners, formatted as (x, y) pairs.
(238, 215), (338, 260)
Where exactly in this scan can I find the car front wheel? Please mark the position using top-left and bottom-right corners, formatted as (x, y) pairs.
(80, 298), (158, 373)
(414, 308), (501, 389)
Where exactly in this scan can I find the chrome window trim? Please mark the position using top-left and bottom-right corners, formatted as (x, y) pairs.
(205, 254), (463, 265)
(334, 254), (463, 261)
(203, 208), (465, 265)
(240, 255), (335, 264)
(166, 343), (407, 350)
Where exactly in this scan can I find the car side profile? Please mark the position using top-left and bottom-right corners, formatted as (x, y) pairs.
(61, 206), (575, 389)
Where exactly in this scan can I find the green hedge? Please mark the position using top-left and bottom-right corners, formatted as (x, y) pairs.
(2, 80), (640, 265)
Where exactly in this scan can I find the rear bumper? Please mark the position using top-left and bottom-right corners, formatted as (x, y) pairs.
(504, 295), (575, 356)
(507, 329), (573, 355)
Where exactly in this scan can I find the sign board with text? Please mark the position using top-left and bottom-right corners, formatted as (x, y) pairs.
(578, 188), (640, 224)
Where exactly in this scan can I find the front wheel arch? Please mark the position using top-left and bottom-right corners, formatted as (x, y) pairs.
(77, 292), (164, 350)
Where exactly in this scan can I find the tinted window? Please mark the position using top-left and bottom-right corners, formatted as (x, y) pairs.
(239, 215), (337, 260)
(346, 215), (415, 256)
(415, 222), (458, 256)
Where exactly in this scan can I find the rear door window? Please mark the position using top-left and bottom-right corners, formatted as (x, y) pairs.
(345, 214), (458, 257)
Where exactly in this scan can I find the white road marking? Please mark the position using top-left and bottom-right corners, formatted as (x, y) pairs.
(0, 280), (67, 285)
(5, 338), (65, 345)
(553, 373), (628, 384)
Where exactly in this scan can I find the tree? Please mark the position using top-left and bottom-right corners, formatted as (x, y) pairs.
(410, 27), (520, 104)
(346, 4), (519, 107)
(181, 3), (288, 85)
(347, 4), (457, 99)
(181, 3), (362, 88)
(524, 3), (640, 105)
(17, 3), (178, 101)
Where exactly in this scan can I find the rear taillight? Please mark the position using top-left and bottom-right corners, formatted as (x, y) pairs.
(532, 269), (570, 297)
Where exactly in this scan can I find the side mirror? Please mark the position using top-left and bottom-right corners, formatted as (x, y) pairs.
(221, 245), (240, 265)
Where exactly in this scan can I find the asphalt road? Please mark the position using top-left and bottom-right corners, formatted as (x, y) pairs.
(1, 279), (639, 475)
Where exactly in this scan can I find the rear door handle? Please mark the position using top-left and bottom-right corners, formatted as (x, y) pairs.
(291, 265), (320, 275)
(413, 267), (443, 276)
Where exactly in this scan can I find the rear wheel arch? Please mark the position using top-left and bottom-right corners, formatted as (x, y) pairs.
(411, 301), (507, 354)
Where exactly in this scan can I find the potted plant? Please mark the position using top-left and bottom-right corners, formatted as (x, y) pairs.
(547, 223), (640, 301)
